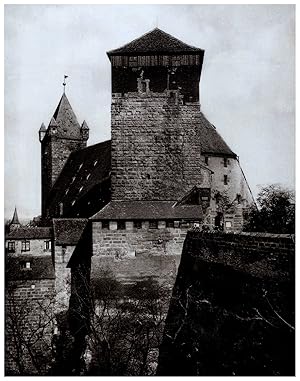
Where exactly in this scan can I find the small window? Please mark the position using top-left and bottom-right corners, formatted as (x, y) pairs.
(78, 186), (83, 193)
(224, 157), (228, 167)
(71, 176), (76, 184)
(134, 221), (142, 229)
(21, 240), (30, 252)
(237, 194), (242, 204)
(205, 156), (209, 165)
(225, 221), (232, 228)
(44, 241), (51, 251)
(102, 221), (109, 230)
(86, 173), (91, 180)
(93, 160), (98, 167)
(224, 175), (228, 185)
(201, 196), (209, 201)
(166, 221), (174, 228)
(78, 163), (83, 171)
(71, 200), (75, 206)
(59, 202), (63, 216)
(146, 174), (151, 180)
(65, 188), (69, 195)
(117, 221), (126, 230)
(149, 221), (158, 229)
(7, 242), (15, 253)
(215, 193), (221, 204)
(20, 261), (31, 270)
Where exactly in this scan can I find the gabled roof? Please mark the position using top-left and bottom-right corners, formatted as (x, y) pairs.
(91, 201), (203, 220)
(197, 113), (236, 157)
(46, 140), (111, 213)
(53, 218), (88, 245)
(49, 93), (82, 139)
(107, 28), (203, 56)
(6, 227), (52, 240)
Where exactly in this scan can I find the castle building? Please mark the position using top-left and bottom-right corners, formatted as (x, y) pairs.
(6, 27), (255, 375)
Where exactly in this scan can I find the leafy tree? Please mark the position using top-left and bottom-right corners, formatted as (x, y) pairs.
(243, 184), (295, 234)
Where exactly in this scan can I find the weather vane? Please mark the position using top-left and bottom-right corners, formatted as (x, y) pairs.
(63, 75), (68, 93)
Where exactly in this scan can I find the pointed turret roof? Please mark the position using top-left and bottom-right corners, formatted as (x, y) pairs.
(81, 120), (89, 130)
(39, 122), (46, 132)
(50, 93), (81, 139)
(11, 207), (20, 225)
(107, 28), (203, 56)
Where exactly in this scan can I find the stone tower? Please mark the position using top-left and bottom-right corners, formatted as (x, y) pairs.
(39, 93), (89, 218)
(107, 28), (212, 201)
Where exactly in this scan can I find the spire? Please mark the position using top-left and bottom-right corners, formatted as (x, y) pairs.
(10, 207), (20, 230)
(39, 122), (46, 132)
(49, 117), (57, 128)
(81, 120), (89, 130)
(50, 93), (81, 139)
(81, 120), (89, 140)
(39, 123), (46, 142)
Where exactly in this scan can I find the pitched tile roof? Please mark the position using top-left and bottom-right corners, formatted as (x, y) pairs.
(91, 201), (203, 220)
(197, 113), (236, 157)
(46, 140), (111, 214)
(107, 28), (203, 56)
(6, 255), (55, 280)
(49, 93), (82, 139)
(53, 218), (88, 245)
(6, 227), (52, 240)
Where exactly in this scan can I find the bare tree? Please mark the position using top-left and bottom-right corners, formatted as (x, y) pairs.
(69, 266), (172, 376)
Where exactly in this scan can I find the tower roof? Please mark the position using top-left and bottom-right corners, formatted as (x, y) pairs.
(10, 207), (20, 225)
(39, 122), (46, 132)
(50, 93), (81, 139)
(107, 27), (203, 56)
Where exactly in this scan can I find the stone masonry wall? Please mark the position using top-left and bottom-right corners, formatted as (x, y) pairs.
(91, 221), (188, 285)
(54, 245), (74, 312)
(111, 92), (212, 201)
(6, 279), (56, 375)
(157, 231), (295, 376)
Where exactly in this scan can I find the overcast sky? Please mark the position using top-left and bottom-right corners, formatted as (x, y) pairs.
(4, 4), (295, 219)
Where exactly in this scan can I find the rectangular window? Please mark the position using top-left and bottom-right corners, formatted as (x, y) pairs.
(20, 261), (31, 270)
(205, 156), (209, 165)
(44, 240), (51, 251)
(166, 220), (174, 228)
(133, 221), (142, 229)
(224, 157), (228, 167)
(117, 221), (126, 230)
(102, 221), (109, 230)
(7, 242), (15, 253)
(225, 221), (232, 228)
(21, 240), (30, 252)
(224, 175), (228, 185)
(149, 221), (158, 229)
(237, 194), (242, 204)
